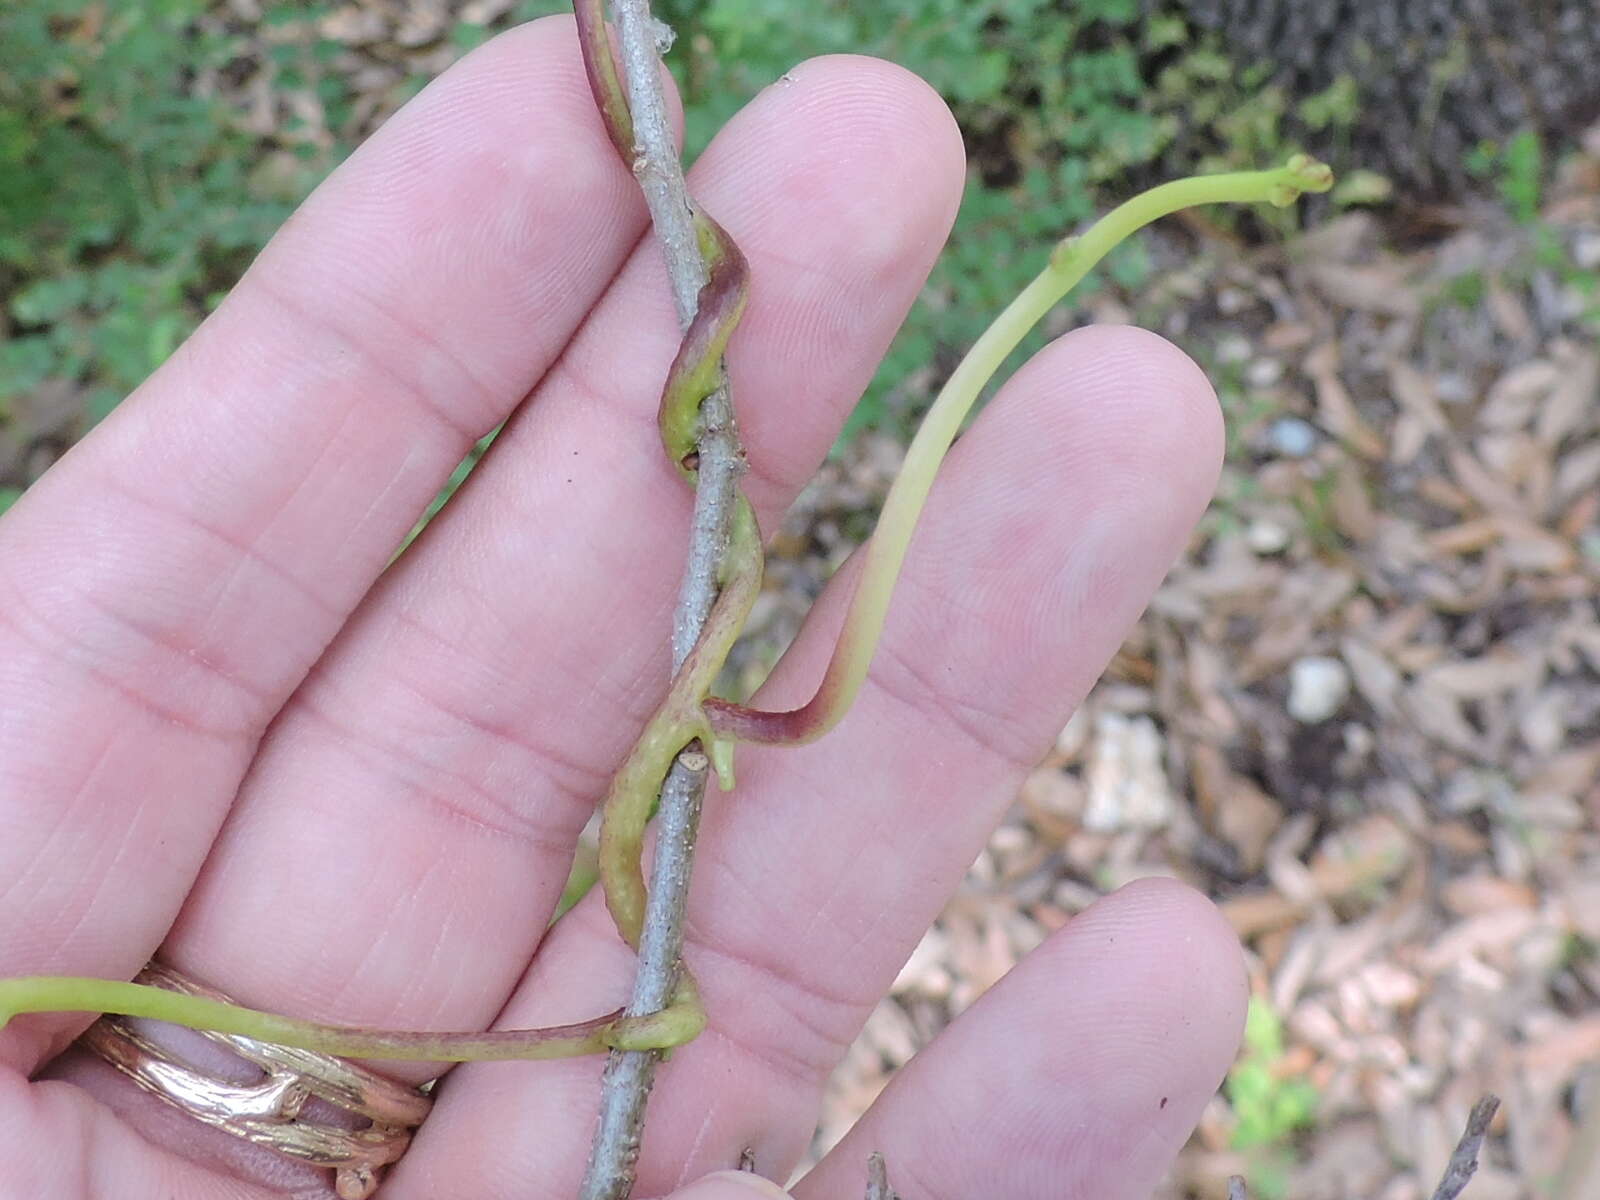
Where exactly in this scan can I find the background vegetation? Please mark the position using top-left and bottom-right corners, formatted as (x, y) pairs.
(7, 0), (1593, 505)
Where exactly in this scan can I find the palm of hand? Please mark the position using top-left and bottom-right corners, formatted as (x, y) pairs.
(0, 20), (1241, 1200)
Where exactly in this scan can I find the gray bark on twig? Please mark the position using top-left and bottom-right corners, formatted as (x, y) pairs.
(577, 2), (744, 1198)
(1428, 1094), (1500, 1200)
(1223, 1094), (1498, 1200)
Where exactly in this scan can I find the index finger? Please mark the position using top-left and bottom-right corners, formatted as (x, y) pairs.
(0, 17), (654, 1064)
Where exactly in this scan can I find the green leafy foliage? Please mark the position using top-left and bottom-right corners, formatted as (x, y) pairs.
(645, 0), (1347, 435)
(1431, 129), (1598, 339)
(648, 0), (1165, 433)
(3, 1), (1331, 460)
(0, 1), (346, 429)
(1465, 129), (1544, 225)
(1225, 996), (1319, 1199)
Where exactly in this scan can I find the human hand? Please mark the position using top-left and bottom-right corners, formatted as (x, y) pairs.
(0, 18), (1242, 1199)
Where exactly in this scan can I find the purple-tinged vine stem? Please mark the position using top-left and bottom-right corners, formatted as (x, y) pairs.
(0, 976), (700, 1060)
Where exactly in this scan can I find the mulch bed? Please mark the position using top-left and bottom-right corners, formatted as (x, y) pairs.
(758, 125), (1600, 1200)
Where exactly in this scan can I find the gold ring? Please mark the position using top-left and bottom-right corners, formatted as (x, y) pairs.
(78, 962), (432, 1200)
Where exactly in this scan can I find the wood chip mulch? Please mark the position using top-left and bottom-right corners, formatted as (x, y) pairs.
(741, 126), (1600, 1200)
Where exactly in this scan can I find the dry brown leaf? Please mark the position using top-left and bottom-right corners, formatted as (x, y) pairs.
(1561, 868), (1600, 939)
(1305, 260), (1421, 317)
(1485, 274), (1536, 342)
(1424, 513), (1576, 572)
(1339, 636), (1403, 717)
(1522, 1016), (1600, 1070)
(1399, 682), (1483, 753)
(1388, 359), (1450, 426)
(1536, 344), (1599, 446)
(1017, 766), (1083, 843)
(1331, 459), (1378, 542)
(1427, 517), (1504, 555)
(1189, 742), (1282, 873)
(1481, 358), (1560, 431)
(1524, 741), (1600, 800)
(890, 927), (950, 1000)
(1478, 430), (1549, 503)
(1263, 320), (1316, 352)
(948, 910), (1015, 1002)
(1416, 473), (1478, 515)
(1447, 443), (1532, 517)
(1420, 907), (1543, 973)
(1417, 651), (1543, 699)
(1388, 360), (1452, 463)
(1441, 874), (1539, 916)
(1305, 342), (1388, 460)
(1220, 891), (1302, 938)
(1495, 516), (1578, 573)
(1306, 815), (1413, 899)
(862, 998), (920, 1068)
(1518, 689), (1570, 756)
(1558, 487), (1600, 539)
(1554, 439), (1600, 505)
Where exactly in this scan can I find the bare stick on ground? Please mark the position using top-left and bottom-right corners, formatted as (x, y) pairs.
(577, 2), (744, 1198)
(1429, 1094), (1501, 1200)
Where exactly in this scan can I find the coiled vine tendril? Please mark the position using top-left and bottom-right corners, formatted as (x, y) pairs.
(0, 5), (1332, 1074)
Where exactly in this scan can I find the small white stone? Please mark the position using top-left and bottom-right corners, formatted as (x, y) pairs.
(1083, 712), (1172, 833)
(1267, 416), (1317, 458)
(1217, 286), (1250, 314)
(1574, 231), (1600, 271)
(1217, 334), (1253, 364)
(1246, 357), (1285, 387)
(1247, 518), (1291, 555)
(1434, 373), (1474, 405)
(1287, 656), (1352, 723)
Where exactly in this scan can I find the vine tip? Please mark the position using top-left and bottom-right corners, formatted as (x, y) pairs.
(1270, 153), (1335, 206)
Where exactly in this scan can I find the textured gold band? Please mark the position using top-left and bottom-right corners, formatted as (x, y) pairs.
(77, 962), (432, 1200)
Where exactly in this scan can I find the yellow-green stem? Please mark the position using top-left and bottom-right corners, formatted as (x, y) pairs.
(0, 976), (700, 1059)
(706, 156), (1332, 745)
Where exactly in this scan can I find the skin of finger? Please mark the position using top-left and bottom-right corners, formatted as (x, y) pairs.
(395, 325), (1223, 1197)
(795, 879), (1246, 1200)
(152, 48), (966, 1104)
(670, 1171), (792, 1200)
(0, 1071), (279, 1200)
(0, 18), (652, 1072)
